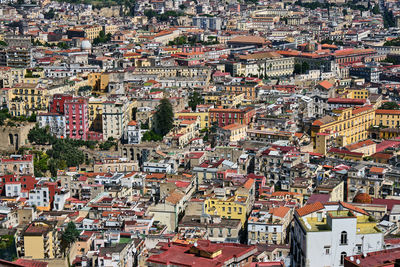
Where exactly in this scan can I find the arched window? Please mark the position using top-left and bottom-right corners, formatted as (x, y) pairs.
(340, 252), (347, 265)
(340, 231), (347, 245)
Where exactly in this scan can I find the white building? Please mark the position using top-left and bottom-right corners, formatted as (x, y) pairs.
(124, 120), (142, 144)
(27, 187), (50, 208)
(143, 160), (175, 174)
(37, 112), (66, 138)
(53, 189), (70, 211)
(5, 182), (21, 197)
(291, 201), (384, 267)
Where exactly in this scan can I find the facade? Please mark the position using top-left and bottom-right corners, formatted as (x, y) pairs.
(37, 113), (66, 138)
(291, 202), (383, 267)
(311, 106), (375, 150)
(0, 154), (33, 175)
(8, 83), (48, 116)
(64, 97), (89, 140)
(102, 100), (131, 140)
(192, 16), (223, 30)
(248, 206), (292, 245)
(209, 107), (255, 127)
(21, 221), (60, 259)
(124, 120), (142, 144)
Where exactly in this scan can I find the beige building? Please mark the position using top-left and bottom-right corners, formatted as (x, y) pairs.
(102, 100), (132, 140)
(21, 221), (60, 259)
(248, 206), (292, 245)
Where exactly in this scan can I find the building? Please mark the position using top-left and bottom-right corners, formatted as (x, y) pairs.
(311, 106), (375, 150)
(0, 155), (33, 175)
(147, 240), (257, 267)
(217, 123), (247, 145)
(21, 221), (60, 259)
(50, 94), (73, 114)
(227, 51), (295, 78)
(37, 113), (66, 138)
(0, 48), (32, 68)
(102, 100), (131, 140)
(344, 247), (400, 267)
(375, 109), (400, 128)
(291, 202), (383, 267)
(248, 205), (292, 245)
(8, 83), (48, 116)
(192, 16), (223, 30)
(209, 107), (255, 127)
(64, 97), (89, 140)
(124, 120), (142, 144)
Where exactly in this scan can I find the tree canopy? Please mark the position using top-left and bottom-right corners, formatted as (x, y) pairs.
(153, 98), (174, 137)
(379, 102), (400, 110)
(61, 222), (80, 255)
(188, 91), (204, 111)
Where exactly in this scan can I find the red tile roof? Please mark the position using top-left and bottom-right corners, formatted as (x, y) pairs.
(296, 202), (324, 217)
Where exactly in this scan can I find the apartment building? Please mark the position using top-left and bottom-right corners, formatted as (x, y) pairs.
(21, 221), (60, 259)
(248, 205), (292, 245)
(37, 113), (66, 138)
(209, 106), (255, 127)
(64, 97), (89, 140)
(0, 154), (33, 175)
(311, 106), (375, 150)
(291, 202), (383, 267)
(102, 100), (131, 140)
(8, 83), (48, 116)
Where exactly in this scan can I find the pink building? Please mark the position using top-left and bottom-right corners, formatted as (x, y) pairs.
(64, 97), (89, 140)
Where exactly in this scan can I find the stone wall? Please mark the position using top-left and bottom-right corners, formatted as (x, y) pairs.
(0, 122), (35, 152)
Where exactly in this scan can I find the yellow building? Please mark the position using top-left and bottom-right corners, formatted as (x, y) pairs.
(375, 109), (400, 127)
(84, 25), (103, 40)
(311, 106), (375, 151)
(223, 84), (259, 100)
(204, 93), (245, 108)
(88, 72), (109, 93)
(204, 196), (247, 225)
(337, 88), (369, 99)
(220, 123), (247, 143)
(175, 110), (209, 129)
(8, 83), (48, 116)
(22, 221), (60, 259)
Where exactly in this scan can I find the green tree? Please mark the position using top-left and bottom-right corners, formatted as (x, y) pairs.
(61, 222), (80, 255)
(48, 158), (67, 177)
(294, 63), (302, 74)
(44, 8), (55, 19)
(372, 5), (380, 14)
(379, 102), (400, 110)
(153, 98), (174, 136)
(28, 125), (52, 145)
(142, 130), (163, 141)
(188, 91), (203, 111)
(47, 139), (84, 167)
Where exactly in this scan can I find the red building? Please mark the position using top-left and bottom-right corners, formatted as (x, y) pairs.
(209, 107), (255, 127)
(0, 174), (37, 194)
(147, 240), (257, 267)
(51, 94), (73, 114)
(64, 97), (89, 140)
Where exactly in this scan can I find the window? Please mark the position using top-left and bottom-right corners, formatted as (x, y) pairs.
(324, 246), (330, 255)
(357, 244), (362, 254)
(340, 231), (347, 245)
(340, 252), (347, 265)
